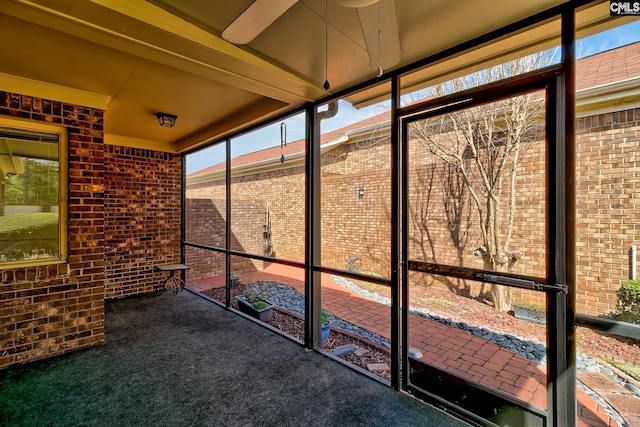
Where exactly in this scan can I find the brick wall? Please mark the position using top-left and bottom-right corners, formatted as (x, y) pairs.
(413, 147), (546, 262)
(186, 134), (545, 279)
(322, 168), (392, 274)
(185, 107), (640, 317)
(183, 196), (261, 281)
(574, 108), (640, 315)
(0, 90), (183, 370)
(233, 168), (306, 262)
(185, 166), (306, 279)
(103, 146), (182, 299)
(0, 91), (105, 368)
(184, 198), (226, 280)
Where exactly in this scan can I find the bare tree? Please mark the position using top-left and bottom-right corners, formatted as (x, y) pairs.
(406, 163), (473, 294)
(410, 53), (547, 311)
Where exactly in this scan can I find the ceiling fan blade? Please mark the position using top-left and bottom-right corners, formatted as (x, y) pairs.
(222, 0), (298, 44)
(333, 0), (379, 6)
(357, 0), (401, 73)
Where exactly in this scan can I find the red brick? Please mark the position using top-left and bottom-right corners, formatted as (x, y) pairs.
(0, 92), (130, 369)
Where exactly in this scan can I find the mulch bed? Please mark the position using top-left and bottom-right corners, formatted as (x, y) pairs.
(201, 285), (392, 380)
(271, 308), (392, 381)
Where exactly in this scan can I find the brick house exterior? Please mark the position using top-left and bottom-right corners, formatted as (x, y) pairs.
(185, 123), (547, 298)
(0, 92), (181, 369)
(186, 107), (639, 319)
(186, 43), (640, 318)
(574, 108), (640, 315)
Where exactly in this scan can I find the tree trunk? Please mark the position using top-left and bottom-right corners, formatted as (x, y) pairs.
(485, 259), (513, 312)
(490, 283), (513, 311)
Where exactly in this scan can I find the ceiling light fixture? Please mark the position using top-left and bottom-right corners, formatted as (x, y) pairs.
(156, 112), (178, 128)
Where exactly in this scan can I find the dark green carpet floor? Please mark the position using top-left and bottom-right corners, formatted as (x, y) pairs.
(1, 290), (468, 427)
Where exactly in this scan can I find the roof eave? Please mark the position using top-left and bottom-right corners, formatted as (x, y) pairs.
(576, 76), (640, 117)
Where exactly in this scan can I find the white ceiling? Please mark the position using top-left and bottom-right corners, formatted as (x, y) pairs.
(0, 0), (605, 153)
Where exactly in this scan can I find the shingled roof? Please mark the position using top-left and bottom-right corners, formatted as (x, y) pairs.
(576, 41), (640, 89)
(188, 42), (640, 178)
(187, 112), (389, 177)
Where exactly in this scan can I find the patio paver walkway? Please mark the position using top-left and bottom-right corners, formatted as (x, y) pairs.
(188, 263), (632, 427)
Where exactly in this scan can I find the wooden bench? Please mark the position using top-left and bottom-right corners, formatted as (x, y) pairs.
(154, 264), (190, 295)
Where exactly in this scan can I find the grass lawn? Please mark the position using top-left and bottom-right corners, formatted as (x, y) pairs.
(0, 213), (58, 260)
(0, 213), (58, 238)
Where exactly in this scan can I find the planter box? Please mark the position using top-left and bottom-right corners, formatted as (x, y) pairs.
(235, 295), (274, 322)
(321, 323), (331, 346)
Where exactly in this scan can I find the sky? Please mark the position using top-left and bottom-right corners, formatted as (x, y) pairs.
(578, 19), (640, 57)
(186, 101), (383, 173)
(186, 19), (640, 174)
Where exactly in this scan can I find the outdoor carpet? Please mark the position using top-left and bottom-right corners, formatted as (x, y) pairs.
(0, 290), (468, 427)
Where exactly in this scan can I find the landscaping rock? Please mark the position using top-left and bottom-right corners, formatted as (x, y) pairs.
(329, 344), (358, 358)
(367, 363), (390, 372)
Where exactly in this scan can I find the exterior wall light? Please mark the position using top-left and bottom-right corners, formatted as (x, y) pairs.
(358, 188), (365, 198)
(156, 112), (178, 128)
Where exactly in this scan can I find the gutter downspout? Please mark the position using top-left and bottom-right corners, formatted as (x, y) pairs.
(306, 100), (338, 350)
